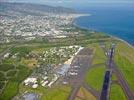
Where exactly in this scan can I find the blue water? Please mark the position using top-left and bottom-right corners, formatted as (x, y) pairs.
(74, 6), (134, 45)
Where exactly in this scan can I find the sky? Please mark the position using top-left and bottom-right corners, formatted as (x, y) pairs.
(5, 0), (134, 3)
(1, 0), (134, 8)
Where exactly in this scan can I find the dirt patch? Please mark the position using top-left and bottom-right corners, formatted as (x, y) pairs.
(75, 87), (96, 100)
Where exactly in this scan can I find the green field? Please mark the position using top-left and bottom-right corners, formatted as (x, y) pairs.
(0, 82), (19, 100)
(115, 42), (134, 63)
(19, 85), (71, 100)
(85, 43), (106, 91)
(115, 42), (134, 91)
(0, 64), (15, 72)
(42, 86), (71, 100)
(1, 27), (133, 100)
(115, 54), (134, 91)
(111, 73), (117, 81)
(0, 64), (32, 100)
(110, 84), (126, 100)
(75, 87), (96, 100)
(91, 44), (106, 65)
(0, 45), (9, 53)
(85, 65), (106, 91)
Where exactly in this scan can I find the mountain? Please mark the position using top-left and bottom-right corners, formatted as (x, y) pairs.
(0, 2), (76, 17)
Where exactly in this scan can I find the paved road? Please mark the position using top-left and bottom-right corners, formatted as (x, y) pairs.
(68, 85), (81, 100)
(100, 71), (111, 100)
(100, 44), (134, 100)
(83, 83), (99, 99)
(100, 44), (114, 100)
(112, 62), (134, 100)
(67, 48), (99, 100)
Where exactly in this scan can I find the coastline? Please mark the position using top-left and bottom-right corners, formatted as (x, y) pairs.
(110, 35), (134, 49)
(72, 14), (91, 19)
(72, 14), (134, 49)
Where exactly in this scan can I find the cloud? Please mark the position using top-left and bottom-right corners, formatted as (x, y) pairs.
(1, 0), (134, 4)
(0, 0), (8, 2)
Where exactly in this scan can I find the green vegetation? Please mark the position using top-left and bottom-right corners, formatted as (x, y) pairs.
(0, 64), (32, 100)
(43, 86), (71, 100)
(115, 42), (134, 91)
(0, 72), (6, 81)
(85, 65), (106, 91)
(115, 54), (134, 91)
(32, 47), (50, 54)
(1, 43), (79, 99)
(84, 43), (107, 91)
(11, 65), (32, 82)
(10, 30), (111, 49)
(0, 45), (8, 53)
(75, 87), (96, 100)
(111, 73), (117, 81)
(115, 42), (134, 63)
(0, 81), (5, 90)
(0, 64), (15, 72)
(19, 85), (71, 100)
(11, 46), (32, 57)
(7, 70), (17, 77)
(91, 44), (106, 65)
(0, 82), (19, 100)
(110, 84), (126, 100)
(1, 27), (132, 100)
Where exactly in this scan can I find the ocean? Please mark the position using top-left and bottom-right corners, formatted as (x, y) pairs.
(74, 5), (134, 45)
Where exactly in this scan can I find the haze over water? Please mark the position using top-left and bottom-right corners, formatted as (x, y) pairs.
(74, 5), (134, 45)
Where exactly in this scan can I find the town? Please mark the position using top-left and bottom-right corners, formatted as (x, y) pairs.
(0, 13), (80, 43)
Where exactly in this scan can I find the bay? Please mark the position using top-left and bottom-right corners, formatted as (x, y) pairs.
(74, 6), (134, 45)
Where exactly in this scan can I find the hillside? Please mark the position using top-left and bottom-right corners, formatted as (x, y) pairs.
(0, 2), (76, 17)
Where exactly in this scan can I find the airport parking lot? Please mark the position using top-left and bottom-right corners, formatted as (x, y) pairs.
(63, 48), (95, 100)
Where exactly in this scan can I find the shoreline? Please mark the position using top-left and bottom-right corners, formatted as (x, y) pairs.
(72, 14), (91, 19)
(72, 14), (134, 49)
(111, 35), (134, 49)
